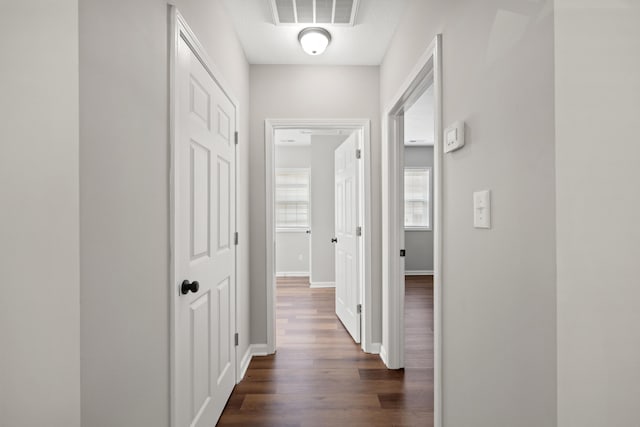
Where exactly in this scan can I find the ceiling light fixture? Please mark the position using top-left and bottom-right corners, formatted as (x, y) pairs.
(298, 27), (331, 56)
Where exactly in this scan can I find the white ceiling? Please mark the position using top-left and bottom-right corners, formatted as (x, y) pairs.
(404, 85), (434, 146)
(223, 0), (409, 65)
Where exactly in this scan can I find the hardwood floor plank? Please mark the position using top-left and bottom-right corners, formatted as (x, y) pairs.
(240, 393), (382, 411)
(218, 276), (433, 426)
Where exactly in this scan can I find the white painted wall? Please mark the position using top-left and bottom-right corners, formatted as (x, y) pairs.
(275, 145), (311, 275)
(381, 1), (557, 426)
(276, 232), (310, 275)
(79, 1), (250, 426)
(250, 65), (381, 344)
(555, 2), (640, 426)
(310, 135), (349, 285)
(0, 2), (80, 426)
(404, 146), (434, 273)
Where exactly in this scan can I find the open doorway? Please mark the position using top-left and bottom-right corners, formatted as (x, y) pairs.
(382, 35), (442, 425)
(265, 119), (374, 355)
(272, 127), (358, 353)
(273, 128), (351, 288)
(402, 86), (435, 370)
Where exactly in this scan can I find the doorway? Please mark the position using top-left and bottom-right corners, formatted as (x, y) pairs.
(402, 87), (436, 372)
(382, 35), (443, 426)
(265, 119), (374, 354)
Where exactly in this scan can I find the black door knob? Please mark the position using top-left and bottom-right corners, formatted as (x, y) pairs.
(331, 238), (338, 243)
(181, 280), (199, 295)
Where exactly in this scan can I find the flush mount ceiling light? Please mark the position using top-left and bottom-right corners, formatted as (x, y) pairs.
(298, 27), (331, 56)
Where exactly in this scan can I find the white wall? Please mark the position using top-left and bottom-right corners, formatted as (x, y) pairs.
(250, 65), (381, 344)
(276, 232), (310, 275)
(381, 1), (557, 426)
(79, 1), (250, 426)
(0, 2), (80, 426)
(275, 145), (311, 275)
(404, 146), (434, 273)
(555, 2), (640, 426)
(310, 135), (349, 285)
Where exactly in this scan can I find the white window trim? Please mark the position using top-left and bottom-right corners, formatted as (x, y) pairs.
(275, 167), (311, 230)
(403, 166), (432, 231)
(276, 228), (310, 233)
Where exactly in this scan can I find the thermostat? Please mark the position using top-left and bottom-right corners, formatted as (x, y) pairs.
(444, 121), (465, 153)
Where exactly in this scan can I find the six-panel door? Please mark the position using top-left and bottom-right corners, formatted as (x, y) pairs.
(334, 133), (361, 343)
(175, 35), (237, 427)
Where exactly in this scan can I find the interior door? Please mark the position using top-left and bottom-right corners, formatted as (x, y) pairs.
(334, 134), (361, 343)
(175, 35), (236, 427)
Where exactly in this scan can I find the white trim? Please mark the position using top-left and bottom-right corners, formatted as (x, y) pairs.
(249, 343), (271, 357)
(403, 166), (433, 230)
(238, 345), (252, 382)
(276, 228), (310, 233)
(169, 8), (241, 427)
(405, 270), (434, 276)
(379, 344), (389, 366)
(274, 167), (311, 229)
(265, 119), (373, 357)
(367, 342), (381, 354)
(237, 343), (274, 383)
(310, 281), (335, 288)
(276, 271), (310, 277)
(381, 34), (443, 427)
(433, 36), (444, 427)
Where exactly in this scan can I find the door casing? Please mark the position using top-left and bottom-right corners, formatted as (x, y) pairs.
(264, 119), (375, 355)
(381, 34), (443, 427)
(169, 8), (242, 427)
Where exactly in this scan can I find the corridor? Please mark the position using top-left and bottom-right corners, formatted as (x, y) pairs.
(218, 277), (434, 426)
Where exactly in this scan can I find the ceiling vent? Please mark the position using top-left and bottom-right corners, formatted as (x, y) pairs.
(270, 0), (360, 26)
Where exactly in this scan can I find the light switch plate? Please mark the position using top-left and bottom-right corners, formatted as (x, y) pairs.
(473, 190), (491, 229)
(444, 121), (465, 153)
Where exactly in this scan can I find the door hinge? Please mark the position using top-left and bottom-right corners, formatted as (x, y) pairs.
(234, 131), (239, 145)
(355, 149), (361, 159)
(234, 333), (239, 346)
(234, 232), (239, 245)
(400, 249), (406, 257)
(357, 304), (362, 314)
(356, 226), (362, 237)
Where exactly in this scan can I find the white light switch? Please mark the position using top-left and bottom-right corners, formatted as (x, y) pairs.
(473, 190), (491, 229)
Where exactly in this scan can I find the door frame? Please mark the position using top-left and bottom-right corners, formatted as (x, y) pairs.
(265, 119), (375, 354)
(381, 34), (443, 426)
(169, 8), (241, 427)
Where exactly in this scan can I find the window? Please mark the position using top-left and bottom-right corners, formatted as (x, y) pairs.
(275, 168), (310, 229)
(404, 167), (431, 229)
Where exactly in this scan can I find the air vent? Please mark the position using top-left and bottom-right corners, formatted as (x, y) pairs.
(271, 0), (359, 26)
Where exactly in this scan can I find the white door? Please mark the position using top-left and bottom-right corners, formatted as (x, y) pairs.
(334, 134), (361, 343)
(175, 35), (236, 427)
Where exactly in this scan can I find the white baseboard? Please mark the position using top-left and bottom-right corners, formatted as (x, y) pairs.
(237, 343), (276, 383)
(405, 270), (434, 276)
(310, 281), (335, 288)
(379, 344), (389, 367)
(363, 342), (381, 354)
(238, 345), (252, 382)
(249, 343), (273, 357)
(276, 271), (309, 277)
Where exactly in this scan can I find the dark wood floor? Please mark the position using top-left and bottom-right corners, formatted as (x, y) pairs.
(218, 276), (433, 426)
